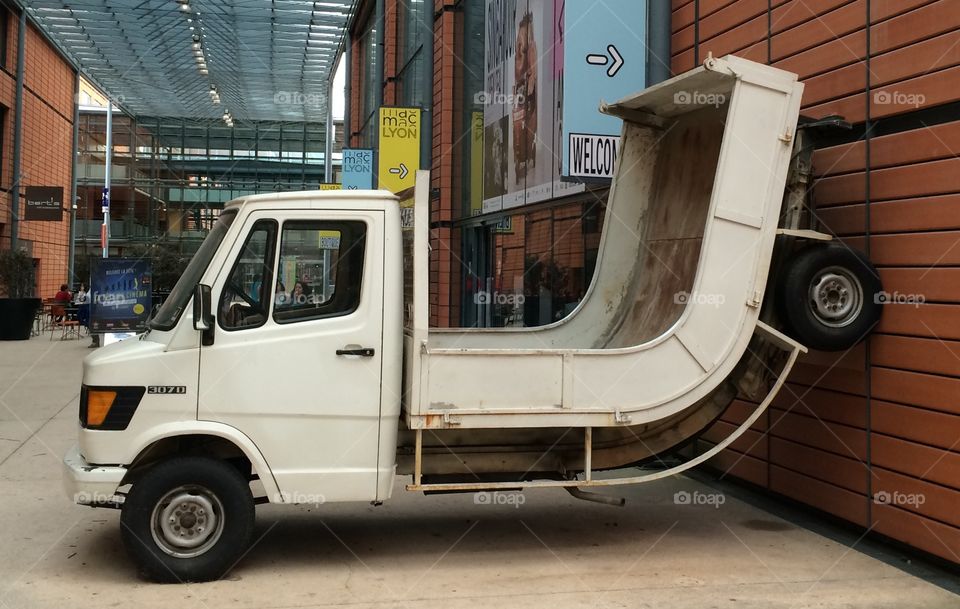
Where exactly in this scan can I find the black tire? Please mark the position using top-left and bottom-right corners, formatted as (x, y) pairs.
(120, 457), (255, 583)
(777, 243), (882, 351)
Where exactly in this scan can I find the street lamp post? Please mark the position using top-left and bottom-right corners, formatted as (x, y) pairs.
(102, 101), (112, 259)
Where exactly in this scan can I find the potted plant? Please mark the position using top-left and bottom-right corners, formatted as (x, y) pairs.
(0, 248), (40, 340)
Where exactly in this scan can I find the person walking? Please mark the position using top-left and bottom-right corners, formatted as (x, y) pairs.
(74, 283), (90, 328)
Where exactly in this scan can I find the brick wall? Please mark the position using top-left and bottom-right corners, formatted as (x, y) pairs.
(0, 9), (77, 298)
(675, 0), (960, 565)
(429, 0), (459, 328)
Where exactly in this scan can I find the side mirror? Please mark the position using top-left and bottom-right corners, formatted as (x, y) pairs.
(192, 284), (215, 345)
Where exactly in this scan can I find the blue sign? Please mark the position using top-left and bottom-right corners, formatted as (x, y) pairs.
(341, 148), (375, 190)
(562, 0), (647, 180)
(90, 258), (152, 333)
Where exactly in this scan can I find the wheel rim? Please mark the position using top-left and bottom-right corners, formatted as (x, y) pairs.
(808, 266), (863, 329)
(150, 485), (225, 558)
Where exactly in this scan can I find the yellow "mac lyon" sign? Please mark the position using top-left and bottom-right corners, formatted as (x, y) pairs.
(378, 107), (421, 193)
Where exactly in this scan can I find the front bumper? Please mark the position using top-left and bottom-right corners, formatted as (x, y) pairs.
(62, 445), (127, 506)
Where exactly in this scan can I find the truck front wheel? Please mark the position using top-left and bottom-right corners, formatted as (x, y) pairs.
(120, 457), (255, 582)
(777, 243), (882, 351)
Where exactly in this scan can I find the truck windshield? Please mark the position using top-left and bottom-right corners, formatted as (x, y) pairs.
(149, 209), (238, 331)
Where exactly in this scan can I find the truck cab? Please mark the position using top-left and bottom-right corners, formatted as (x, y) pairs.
(68, 192), (404, 578)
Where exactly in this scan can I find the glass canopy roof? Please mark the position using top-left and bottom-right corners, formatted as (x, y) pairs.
(24, 0), (353, 122)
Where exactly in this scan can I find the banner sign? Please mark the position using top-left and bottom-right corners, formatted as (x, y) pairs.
(562, 0), (647, 180)
(481, 0), (583, 214)
(90, 258), (152, 333)
(342, 148), (375, 190)
(377, 108), (421, 193)
(24, 186), (64, 221)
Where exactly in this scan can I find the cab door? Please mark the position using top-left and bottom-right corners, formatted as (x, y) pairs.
(198, 209), (385, 503)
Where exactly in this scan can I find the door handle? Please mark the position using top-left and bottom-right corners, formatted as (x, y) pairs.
(336, 347), (375, 357)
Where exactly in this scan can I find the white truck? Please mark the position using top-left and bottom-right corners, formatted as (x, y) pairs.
(63, 56), (882, 582)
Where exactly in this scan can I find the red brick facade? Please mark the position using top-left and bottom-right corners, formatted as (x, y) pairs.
(673, 0), (960, 565)
(0, 8), (77, 298)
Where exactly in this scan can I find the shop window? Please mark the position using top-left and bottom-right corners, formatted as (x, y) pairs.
(396, 0), (429, 108)
(0, 105), (6, 187)
(0, 9), (8, 69)
(356, 14), (380, 148)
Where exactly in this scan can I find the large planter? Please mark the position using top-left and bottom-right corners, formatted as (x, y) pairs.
(0, 298), (41, 340)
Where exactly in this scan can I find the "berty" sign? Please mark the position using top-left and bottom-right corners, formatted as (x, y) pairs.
(24, 186), (64, 221)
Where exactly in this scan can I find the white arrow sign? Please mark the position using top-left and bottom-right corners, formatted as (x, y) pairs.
(388, 163), (409, 180)
(585, 44), (624, 78)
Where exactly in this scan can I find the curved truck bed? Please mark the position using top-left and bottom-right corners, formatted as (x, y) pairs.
(399, 56), (805, 480)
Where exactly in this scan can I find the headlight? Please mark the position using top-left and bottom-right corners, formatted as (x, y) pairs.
(79, 385), (146, 430)
(86, 389), (117, 426)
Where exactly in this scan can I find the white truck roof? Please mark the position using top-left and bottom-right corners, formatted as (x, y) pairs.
(225, 189), (399, 211)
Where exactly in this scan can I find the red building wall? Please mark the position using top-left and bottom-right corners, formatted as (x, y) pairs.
(674, 0), (960, 565)
(0, 8), (77, 298)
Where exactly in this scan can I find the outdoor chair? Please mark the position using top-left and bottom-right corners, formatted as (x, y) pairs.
(50, 304), (82, 341)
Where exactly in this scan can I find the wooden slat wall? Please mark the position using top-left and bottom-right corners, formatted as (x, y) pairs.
(677, 0), (960, 564)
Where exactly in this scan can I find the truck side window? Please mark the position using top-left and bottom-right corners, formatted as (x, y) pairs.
(273, 220), (366, 323)
(219, 220), (277, 331)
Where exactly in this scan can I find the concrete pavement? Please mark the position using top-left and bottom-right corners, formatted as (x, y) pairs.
(0, 336), (957, 609)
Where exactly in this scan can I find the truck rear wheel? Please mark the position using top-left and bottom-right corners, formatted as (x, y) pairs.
(120, 457), (255, 582)
(777, 243), (882, 351)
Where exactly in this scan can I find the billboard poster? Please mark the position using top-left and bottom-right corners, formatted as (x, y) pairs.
(90, 258), (152, 333)
(482, 0), (583, 214)
(562, 0), (647, 180)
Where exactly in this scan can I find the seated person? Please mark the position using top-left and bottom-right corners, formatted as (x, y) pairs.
(289, 281), (309, 306)
(54, 284), (71, 303)
(52, 284), (72, 322)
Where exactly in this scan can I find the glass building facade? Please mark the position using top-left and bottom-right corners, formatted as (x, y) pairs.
(74, 109), (343, 275)
(450, 2), (608, 327)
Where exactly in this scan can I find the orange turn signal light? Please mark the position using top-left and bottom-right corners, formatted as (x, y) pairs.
(86, 390), (117, 427)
